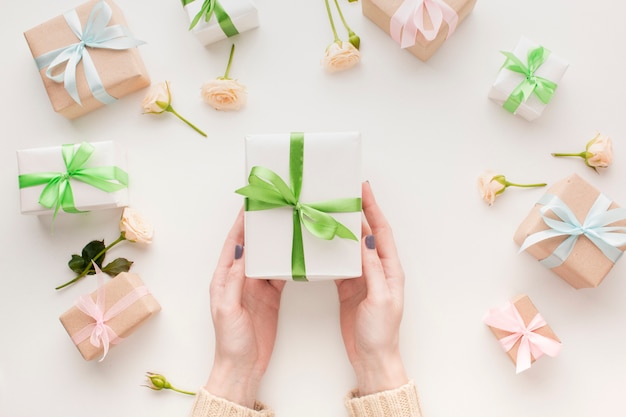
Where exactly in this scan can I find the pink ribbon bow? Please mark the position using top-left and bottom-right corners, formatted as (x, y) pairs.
(390, 0), (459, 48)
(483, 301), (562, 374)
(71, 264), (149, 361)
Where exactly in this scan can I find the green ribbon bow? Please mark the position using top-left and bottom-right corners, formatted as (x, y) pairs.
(18, 142), (128, 220)
(181, 0), (239, 35)
(235, 132), (361, 281)
(501, 46), (558, 114)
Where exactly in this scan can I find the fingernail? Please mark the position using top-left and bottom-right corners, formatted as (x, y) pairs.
(234, 244), (244, 260)
(365, 234), (376, 250)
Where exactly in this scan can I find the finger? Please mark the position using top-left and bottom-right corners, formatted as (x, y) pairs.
(215, 208), (245, 272)
(361, 217), (372, 237)
(267, 279), (287, 293)
(361, 182), (401, 269)
(221, 244), (247, 306)
(361, 234), (388, 297)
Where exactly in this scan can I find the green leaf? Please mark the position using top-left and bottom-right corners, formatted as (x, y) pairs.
(102, 258), (134, 277)
(68, 254), (87, 274)
(81, 240), (106, 271)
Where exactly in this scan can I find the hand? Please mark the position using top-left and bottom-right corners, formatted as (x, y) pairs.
(335, 181), (409, 395)
(205, 209), (286, 408)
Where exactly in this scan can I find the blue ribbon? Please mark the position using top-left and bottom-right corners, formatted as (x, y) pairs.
(34, 0), (145, 105)
(520, 193), (626, 268)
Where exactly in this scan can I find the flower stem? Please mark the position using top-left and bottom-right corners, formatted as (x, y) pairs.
(166, 106), (207, 137)
(56, 234), (126, 290)
(505, 181), (547, 188)
(324, 0), (340, 42)
(171, 387), (197, 396)
(551, 152), (586, 158)
(224, 44), (235, 79)
(333, 0), (353, 34)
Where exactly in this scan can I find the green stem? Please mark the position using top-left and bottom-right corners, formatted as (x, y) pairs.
(167, 106), (207, 137)
(551, 152), (586, 158)
(505, 181), (547, 188)
(171, 387), (197, 396)
(333, 0), (353, 34)
(223, 44), (235, 79)
(55, 234), (126, 290)
(324, 0), (340, 42)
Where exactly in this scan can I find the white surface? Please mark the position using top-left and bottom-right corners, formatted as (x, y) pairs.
(1, 1), (625, 416)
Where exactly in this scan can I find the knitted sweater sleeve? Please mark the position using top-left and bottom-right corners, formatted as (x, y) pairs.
(187, 388), (275, 417)
(344, 380), (422, 417)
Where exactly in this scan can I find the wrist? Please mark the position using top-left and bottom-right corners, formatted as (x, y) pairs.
(205, 360), (263, 409)
(353, 351), (408, 396)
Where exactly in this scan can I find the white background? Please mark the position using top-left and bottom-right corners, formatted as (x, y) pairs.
(1, 1), (625, 416)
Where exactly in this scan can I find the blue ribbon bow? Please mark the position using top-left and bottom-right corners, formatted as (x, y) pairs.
(34, 0), (145, 105)
(520, 193), (626, 268)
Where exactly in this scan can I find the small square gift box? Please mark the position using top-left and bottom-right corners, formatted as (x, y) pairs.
(181, 0), (259, 46)
(235, 132), (362, 281)
(362, 0), (477, 61)
(483, 294), (561, 374)
(17, 141), (129, 218)
(24, 0), (150, 119)
(59, 271), (161, 361)
(488, 36), (568, 121)
(514, 174), (626, 289)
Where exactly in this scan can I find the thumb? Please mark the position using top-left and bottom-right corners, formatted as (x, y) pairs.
(223, 244), (246, 306)
(361, 235), (387, 297)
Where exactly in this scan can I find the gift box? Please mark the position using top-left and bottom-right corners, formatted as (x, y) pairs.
(483, 294), (561, 373)
(514, 174), (626, 289)
(59, 272), (161, 361)
(362, 0), (477, 61)
(17, 141), (129, 216)
(24, 0), (150, 119)
(236, 132), (362, 281)
(181, 0), (259, 46)
(488, 36), (568, 121)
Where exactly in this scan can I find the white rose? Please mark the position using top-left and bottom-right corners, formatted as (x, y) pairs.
(142, 81), (171, 114)
(201, 78), (247, 111)
(586, 135), (613, 168)
(322, 41), (361, 73)
(120, 207), (154, 244)
(477, 171), (505, 206)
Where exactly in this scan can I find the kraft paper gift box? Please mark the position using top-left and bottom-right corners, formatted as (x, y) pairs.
(514, 174), (626, 289)
(236, 132), (362, 281)
(484, 294), (561, 374)
(24, 0), (150, 119)
(488, 36), (568, 121)
(59, 272), (161, 361)
(181, 0), (259, 46)
(362, 0), (477, 61)
(17, 141), (129, 216)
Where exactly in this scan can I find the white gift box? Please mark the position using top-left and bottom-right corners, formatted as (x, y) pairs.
(488, 36), (569, 121)
(183, 0), (259, 46)
(241, 132), (362, 281)
(17, 141), (129, 215)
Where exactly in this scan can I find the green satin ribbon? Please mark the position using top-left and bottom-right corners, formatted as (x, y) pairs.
(501, 46), (558, 113)
(18, 142), (128, 220)
(235, 132), (361, 281)
(181, 0), (239, 36)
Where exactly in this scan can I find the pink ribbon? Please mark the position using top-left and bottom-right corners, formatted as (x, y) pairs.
(390, 0), (459, 48)
(71, 265), (150, 361)
(483, 301), (562, 374)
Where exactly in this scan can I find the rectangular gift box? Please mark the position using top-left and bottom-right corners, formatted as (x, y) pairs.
(182, 0), (259, 46)
(485, 294), (560, 371)
(240, 132), (362, 281)
(59, 272), (161, 361)
(514, 174), (626, 289)
(488, 36), (568, 121)
(17, 141), (129, 215)
(24, 0), (150, 119)
(362, 0), (477, 61)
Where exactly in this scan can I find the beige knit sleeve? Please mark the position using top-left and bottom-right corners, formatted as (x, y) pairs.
(344, 380), (422, 417)
(187, 388), (275, 417)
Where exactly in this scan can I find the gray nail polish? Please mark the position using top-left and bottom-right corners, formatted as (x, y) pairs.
(365, 234), (376, 250)
(234, 244), (244, 260)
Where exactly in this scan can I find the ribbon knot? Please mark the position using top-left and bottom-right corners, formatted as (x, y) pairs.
(520, 193), (626, 269)
(18, 142), (129, 221)
(181, 0), (239, 35)
(390, 0), (458, 48)
(34, 0), (145, 105)
(483, 300), (561, 374)
(500, 46), (558, 113)
(235, 132), (361, 281)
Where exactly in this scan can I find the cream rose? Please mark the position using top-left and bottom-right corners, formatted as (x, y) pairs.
(201, 78), (247, 111)
(120, 207), (154, 244)
(586, 135), (613, 168)
(477, 171), (505, 206)
(142, 81), (171, 114)
(322, 41), (361, 73)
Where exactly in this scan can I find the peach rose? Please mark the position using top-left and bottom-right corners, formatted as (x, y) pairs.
(477, 171), (505, 206)
(120, 207), (154, 244)
(142, 81), (171, 114)
(201, 78), (247, 111)
(322, 41), (361, 73)
(586, 134), (613, 168)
